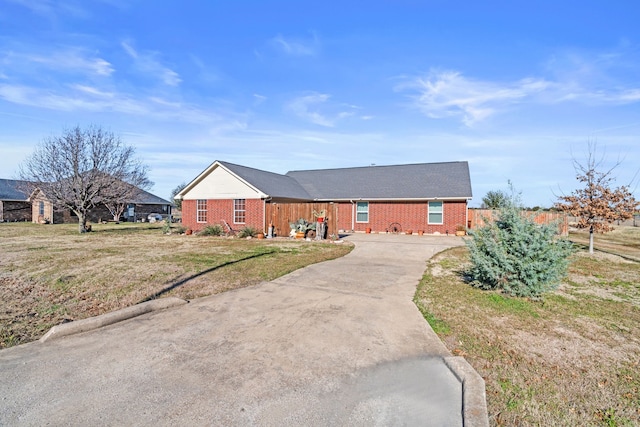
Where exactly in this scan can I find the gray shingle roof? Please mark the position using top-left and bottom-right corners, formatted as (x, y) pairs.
(219, 161), (312, 200)
(286, 162), (472, 200)
(0, 179), (29, 201)
(129, 188), (172, 205)
(0, 178), (170, 205)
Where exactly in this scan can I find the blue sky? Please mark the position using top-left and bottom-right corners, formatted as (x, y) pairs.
(1, 1), (639, 207)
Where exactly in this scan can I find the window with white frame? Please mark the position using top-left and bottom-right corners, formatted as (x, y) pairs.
(196, 199), (207, 223)
(356, 201), (369, 223)
(428, 201), (443, 224)
(234, 199), (246, 223)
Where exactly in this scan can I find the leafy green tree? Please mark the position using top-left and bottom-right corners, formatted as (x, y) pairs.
(482, 190), (509, 209)
(466, 191), (574, 298)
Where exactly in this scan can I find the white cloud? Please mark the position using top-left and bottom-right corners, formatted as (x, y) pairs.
(270, 33), (319, 56)
(287, 93), (333, 126)
(4, 49), (114, 77)
(0, 82), (245, 126)
(253, 93), (267, 105)
(286, 93), (359, 127)
(121, 41), (182, 86)
(400, 58), (640, 126)
(399, 70), (550, 126)
(6, 0), (89, 20)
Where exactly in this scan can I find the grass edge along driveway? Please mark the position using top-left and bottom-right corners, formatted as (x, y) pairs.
(0, 222), (353, 348)
(414, 229), (640, 426)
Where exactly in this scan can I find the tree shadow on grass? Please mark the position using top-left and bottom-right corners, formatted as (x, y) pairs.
(138, 250), (277, 303)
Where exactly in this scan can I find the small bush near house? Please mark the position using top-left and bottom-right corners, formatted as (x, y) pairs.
(237, 226), (257, 238)
(173, 225), (187, 234)
(466, 194), (574, 297)
(199, 224), (224, 236)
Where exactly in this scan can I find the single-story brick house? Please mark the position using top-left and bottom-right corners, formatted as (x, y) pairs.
(176, 160), (473, 236)
(0, 178), (172, 224)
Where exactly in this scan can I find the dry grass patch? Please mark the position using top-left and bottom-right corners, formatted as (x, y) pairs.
(414, 242), (640, 426)
(0, 222), (352, 348)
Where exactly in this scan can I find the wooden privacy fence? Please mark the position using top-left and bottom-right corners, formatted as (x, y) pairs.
(265, 202), (338, 238)
(469, 209), (568, 236)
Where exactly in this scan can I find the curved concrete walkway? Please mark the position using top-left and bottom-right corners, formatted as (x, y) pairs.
(0, 233), (487, 426)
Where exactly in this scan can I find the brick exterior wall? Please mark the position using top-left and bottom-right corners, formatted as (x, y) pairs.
(336, 200), (468, 234)
(182, 198), (265, 232)
(31, 198), (55, 223)
(183, 198), (467, 235)
(0, 201), (31, 222)
(57, 203), (171, 224)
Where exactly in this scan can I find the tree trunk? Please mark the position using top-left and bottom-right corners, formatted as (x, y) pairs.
(589, 224), (594, 254)
(79, 212), (89, 233)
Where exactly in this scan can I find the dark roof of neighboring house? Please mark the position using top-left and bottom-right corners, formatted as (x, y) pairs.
(129, 188), (172, 205)
(286, 161), (473, 200)
(0, 178), (170, 205)
(219, 161), (312, 200)
(0, 179), (29, 201)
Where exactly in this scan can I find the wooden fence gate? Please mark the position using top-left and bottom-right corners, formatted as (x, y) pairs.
(265, 202), (338, 238)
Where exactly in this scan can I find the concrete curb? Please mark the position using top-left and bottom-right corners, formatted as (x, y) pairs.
(39, 298), (188, 343)
(444, 356), (489, 427)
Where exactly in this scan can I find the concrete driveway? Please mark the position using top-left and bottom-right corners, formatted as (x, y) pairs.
(0, 233), (487, 426)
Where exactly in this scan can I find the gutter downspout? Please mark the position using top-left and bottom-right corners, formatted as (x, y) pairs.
(350, 200), (355, 232)
(263, 197), (271, 233)
(466, 199), (469, 230)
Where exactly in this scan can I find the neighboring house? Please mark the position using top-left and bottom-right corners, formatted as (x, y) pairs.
(177, 160), (473, 236)
(119, 189), (174, 223)
(0, 178), (172, 224)
(0, 179), (31, 222)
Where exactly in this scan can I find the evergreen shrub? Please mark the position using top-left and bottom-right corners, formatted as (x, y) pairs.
(200, 224), (224, 236)
(465, 198), (574, 297)
(237, 226), (257, 238)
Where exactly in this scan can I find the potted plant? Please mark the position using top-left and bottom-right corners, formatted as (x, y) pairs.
(418, 230), (424, 236)
(406, 229), (413, 235)
(455, 225), (466, 236)
(290, 218), (316, 239)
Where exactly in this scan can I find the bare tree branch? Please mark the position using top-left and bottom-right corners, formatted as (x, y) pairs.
(19, 125), (152, 233)
(555, 143), (638, 254)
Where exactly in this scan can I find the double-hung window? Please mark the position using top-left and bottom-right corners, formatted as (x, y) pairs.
(356, 201), (369, 223)
(234, 199), (246, 224)
(428, 201), (443, 224)
(196, 200), (207, 223)
(39, 201), (45, 216)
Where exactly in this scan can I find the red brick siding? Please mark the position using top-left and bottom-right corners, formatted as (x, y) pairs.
(336, 200), (467, 234)
(337, 203), (353, 232)
(182, 199), (265, 232)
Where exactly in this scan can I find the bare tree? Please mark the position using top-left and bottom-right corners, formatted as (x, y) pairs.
(171, 182), (187, 211)
(555, 143), (638, 254)
(19, 125), (151, 233)
(103, 180), (146, 222)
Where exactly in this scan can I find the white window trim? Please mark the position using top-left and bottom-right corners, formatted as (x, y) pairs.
(356, 201), (369, 223)
(428, 201), (443, 225)
(234, 199), (246, 224)
(196, 199), (207, 223)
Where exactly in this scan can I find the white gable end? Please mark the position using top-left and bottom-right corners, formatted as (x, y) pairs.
(183, 165), (266, 200)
